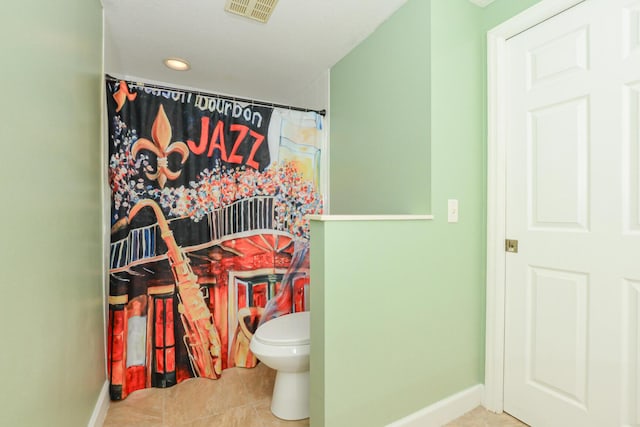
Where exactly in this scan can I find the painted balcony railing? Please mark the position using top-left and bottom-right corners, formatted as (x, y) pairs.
(109, 196), (277, 270)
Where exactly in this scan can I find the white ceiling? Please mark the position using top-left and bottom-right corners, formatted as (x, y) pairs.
(103, 0), (409, 108)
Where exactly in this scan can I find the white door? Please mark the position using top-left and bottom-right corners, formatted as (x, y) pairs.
(504, 0), (640, 426)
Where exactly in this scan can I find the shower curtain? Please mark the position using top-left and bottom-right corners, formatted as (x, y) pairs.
(105, 78), (324, 400)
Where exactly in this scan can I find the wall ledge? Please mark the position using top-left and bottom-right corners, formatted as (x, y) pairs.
(307, 214), (433, 221)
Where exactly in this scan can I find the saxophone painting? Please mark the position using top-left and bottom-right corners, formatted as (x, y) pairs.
(129, 199), (222, 379)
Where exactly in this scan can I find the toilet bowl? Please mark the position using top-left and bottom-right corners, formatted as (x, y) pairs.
(249, 311), (310, 421)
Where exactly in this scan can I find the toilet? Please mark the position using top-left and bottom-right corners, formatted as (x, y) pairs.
(249, 311), (310, 420)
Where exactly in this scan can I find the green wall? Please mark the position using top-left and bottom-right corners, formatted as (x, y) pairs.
(482, 0), (544, 30)
(0, 1), (105, 425)
(318, 3), (486, 425)
(311, 218), (484, 426)
(318, 0), (543, 425)
(329, 0), (431, 215)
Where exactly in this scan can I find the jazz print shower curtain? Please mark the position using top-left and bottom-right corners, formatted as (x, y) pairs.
(106, 77), (324, 400)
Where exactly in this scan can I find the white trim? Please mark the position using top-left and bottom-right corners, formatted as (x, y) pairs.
(87, 381), (110, 427)
(101, 7), (110, 383)
(385, 384), (484, 427)
(484, 0), (586, 414)
(99, 16), (111, 427)
(307, 214), (433, 221)
(324, 68), (331, 214)
(468, 0), (496, 7)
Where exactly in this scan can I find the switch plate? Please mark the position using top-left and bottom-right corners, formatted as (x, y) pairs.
(448, 199), (459, 223)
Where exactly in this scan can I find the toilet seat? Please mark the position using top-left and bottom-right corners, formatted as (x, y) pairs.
(253, 311), (310, 346)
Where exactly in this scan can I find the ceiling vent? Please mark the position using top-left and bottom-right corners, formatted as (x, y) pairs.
(224, 0), (279, 23)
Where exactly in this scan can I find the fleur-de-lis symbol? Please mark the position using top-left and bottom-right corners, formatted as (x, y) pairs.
(131, 105), (189, 188)
(113, 80), (137, 112)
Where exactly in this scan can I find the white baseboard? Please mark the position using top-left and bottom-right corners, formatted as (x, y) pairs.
(87, 380), (110, 427)
(386, 384), (484, 427)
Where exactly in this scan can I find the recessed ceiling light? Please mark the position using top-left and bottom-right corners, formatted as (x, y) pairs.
(163, 57), (191, 71)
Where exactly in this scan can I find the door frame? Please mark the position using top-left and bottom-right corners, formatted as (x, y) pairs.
(484, 0), (587, 413)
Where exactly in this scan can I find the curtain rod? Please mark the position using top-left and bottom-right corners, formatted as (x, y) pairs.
(105, 74), (326, 116)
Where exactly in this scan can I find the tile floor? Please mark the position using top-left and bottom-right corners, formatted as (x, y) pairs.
(103, 363), (305, 427)
(445, 407), (528, 427)
(103, 364), (527, 427)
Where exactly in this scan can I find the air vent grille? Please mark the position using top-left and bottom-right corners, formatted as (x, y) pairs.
(225, 0), (279, 23)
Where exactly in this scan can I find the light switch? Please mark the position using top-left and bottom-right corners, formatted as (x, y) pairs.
(448, 199), (459, 223)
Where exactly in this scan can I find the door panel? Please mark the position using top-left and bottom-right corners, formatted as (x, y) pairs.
(623, 279), (640, 425)
(527, 266), (589, 408)
(625, 82), (640, 233)
(622, 2), (640, 58)
(529, 97), (590, 229)
(528, 26), (589, 89)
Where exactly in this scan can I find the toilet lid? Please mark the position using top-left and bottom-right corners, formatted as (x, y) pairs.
(254, 311), (310, 346)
